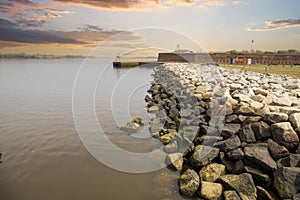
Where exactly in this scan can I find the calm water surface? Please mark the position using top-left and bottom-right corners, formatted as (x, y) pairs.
(0, 59), (182, 200)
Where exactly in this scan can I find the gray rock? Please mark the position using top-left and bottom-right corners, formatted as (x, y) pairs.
(235, 102), (256, 115)
(120, 122), (141, 133)
(222, 123), (241, 138)
(148, 105), (160, 113)
(244, 143), (277, 172)
(264, 112), (289, 123)
(191, 145), (220, 167)
(239, 123), (256, 143)
(271, 122), (299, 150)
(293, 193), (300, 200)
(257, 186), (280, 200)
(251, 121), (271, 140)
(199, 181), (223, 200)
(179, 169), (200, 197)
(273, 97), (292, 107)
(273, 167), (300, 199)
(218, 173), (257, 199)
(244, 166), (271, 187)
(163, 141), (178, 153)
(250, 100), (264, 111)
(223, 190), (241, 200)
(267, 139), (290, 160)
(199, 163), (226, 182)
(290, 113), (300, 134)
(253, 87), (268, 96)
(276, 154), (300, 168)
(226, 148), (244, 161)
(220, 152), (235, 172)
(159, 130), (177, 144)
(215, 135), (241, 153)
(166, 153), (183, 171)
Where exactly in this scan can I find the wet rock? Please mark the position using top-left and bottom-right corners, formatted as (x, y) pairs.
(244, 143), (277, 172)
(290, 113), (300, 134)
(215, 135), (241, 153)
(257, 186), (279, 200)
(166, 153), (183, 171)
(226, 148), (244, 161)
(179, 169), (200, 197)
(132, 117), (144, 126)
(223, 190), (241, 200)
(273, 167), (300, 199)
(120, 122), (141, 133)
(163, 141), (178, 153)
(218, 173), (257, 199)
(199, 181), (223, 200)
(148, 105), (160, 113)
(264, 112), (289, 123)
(267, 139), (290, 160)
(160, 130), (177, 144)
(199, 163), (226, 182)
(271, 122), (299, 150)
(251, 121), (271, 140)
(244, 166), (271, 187)
(239, 123), (256, 143)
(191, 145), (220, 167)
(144, 95), (152, 103)
(222, 124), (241, 138)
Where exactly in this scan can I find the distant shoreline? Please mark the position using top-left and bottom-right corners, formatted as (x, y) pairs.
(0, 53), (87, 59)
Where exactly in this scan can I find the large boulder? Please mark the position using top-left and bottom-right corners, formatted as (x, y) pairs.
(226, 148), (244, 161)
(244, 166), (271, 187)
(277, 154), (300, 168)
(273, 167), (300, 199)
(218, 173), (257, 200)
(178, 169), (200, 197)
(271, 122), (299, 150)
(222, 123), (241, 138)
(199, 181), (223, 200)
(289, 113), (300, 134)
(191, 145), (219, 167)
(244, 143), (277, 172)
(166, 153), (183, 171)
(215, 135), (241, 153)
(251, 121), (271, 140)
(199, 163), (226, 182)
(267, 139), (290, 160)
(239, 123), (256, 143)
(264, 112), (289, 124)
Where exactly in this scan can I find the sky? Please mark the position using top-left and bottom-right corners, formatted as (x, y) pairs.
(0, 0), (299, 56)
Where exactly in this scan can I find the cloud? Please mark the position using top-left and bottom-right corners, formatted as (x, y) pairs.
(52, 0), (232, 9)
(0, 19), (142, 46)
(0, 0), (72, 27)
(248, 18), (300, 31)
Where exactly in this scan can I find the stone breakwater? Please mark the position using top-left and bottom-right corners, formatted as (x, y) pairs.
(145, 63), (300, 200)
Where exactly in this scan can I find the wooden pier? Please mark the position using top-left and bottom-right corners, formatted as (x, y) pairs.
(113, 61), (164, 68)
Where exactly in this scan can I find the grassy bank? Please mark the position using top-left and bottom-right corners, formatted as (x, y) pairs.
(222, 64), (300, 79)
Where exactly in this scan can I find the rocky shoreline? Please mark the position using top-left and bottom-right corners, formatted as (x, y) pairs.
(145, 63), (300, 199)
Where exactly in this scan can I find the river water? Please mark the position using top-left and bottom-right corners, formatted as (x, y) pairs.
(0, 59), (183, 200)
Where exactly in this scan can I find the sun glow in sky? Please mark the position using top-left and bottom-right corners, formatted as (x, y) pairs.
(0, 0), (299, 56)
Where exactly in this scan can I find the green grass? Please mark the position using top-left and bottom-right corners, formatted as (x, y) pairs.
(222, 64), (300, 79)
(120, 62), (139, 68)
